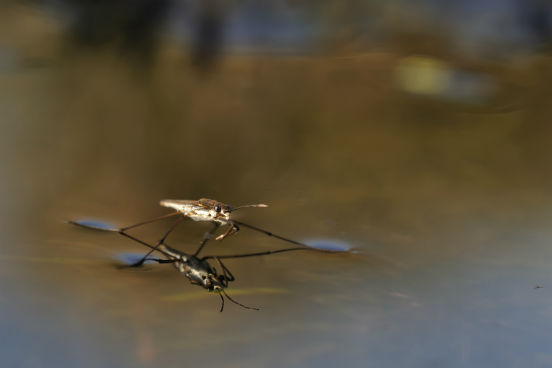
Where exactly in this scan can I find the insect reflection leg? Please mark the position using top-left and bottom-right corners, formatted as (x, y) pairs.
(193, 222), (221, 257)
(128, 215), (185, 267)
(214, 256), (235, 284)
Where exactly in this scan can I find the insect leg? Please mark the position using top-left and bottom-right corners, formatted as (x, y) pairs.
(128, 215), (185, 267)
(118, 231), (176, 260)
(215, 222), (239, 241)
(120, 211), (182, 231)
(202, 245), (338, 261)
(193, 222), (221, 257)
(67, 212), (180, 233)
(214, 257), (235, 282)
(143, 258), (177, 264)
(231, 220), (315, 248)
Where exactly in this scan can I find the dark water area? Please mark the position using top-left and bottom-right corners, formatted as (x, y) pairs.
(3, 2), (552, 368)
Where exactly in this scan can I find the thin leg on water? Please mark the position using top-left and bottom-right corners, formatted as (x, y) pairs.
(202, 246), (336, 261)
(231, 220), (315, 248)
(120, 211), (182, 231)
(116, 256), (177, 270)
(119, 231), (173, 258)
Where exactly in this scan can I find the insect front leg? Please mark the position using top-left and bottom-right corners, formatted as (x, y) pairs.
(215, 222), (240, 241)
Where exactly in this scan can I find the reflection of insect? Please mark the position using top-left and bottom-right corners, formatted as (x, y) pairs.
(98, 198), (322, 266)
(68, 220), (343, 311)
(534, 285), (543, 289)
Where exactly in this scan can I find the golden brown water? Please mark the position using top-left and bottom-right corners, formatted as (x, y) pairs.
(3, 3), (552, 368)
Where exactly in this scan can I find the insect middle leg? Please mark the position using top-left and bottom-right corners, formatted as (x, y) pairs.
(215, 222), (239, 241)
(193, 222), (221, 256)
(120, 211), (182, 232)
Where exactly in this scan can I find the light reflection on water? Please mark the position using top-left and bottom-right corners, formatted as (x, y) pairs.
(3, 4), (552, 368)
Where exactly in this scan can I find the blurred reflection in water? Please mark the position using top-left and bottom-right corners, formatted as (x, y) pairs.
(66, 0), (171, 65)
(190, 0), (224, 72)
(3, 1), (552, 368)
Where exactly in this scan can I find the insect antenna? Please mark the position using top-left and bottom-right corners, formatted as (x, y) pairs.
(230, 203), (268, 211)
(220, 289), (260, 311)
(219, 292), (225, 312)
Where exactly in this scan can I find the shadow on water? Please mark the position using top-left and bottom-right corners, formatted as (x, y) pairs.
(68, 219), (119, 232)
(304, 239), (355, 252)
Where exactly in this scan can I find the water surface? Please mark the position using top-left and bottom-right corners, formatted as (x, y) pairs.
(2, 4), (552, 368)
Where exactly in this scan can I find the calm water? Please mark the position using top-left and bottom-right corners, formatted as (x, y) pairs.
(3, 4), (552, 368)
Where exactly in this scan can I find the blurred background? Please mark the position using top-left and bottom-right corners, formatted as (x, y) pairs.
(2, 0), (552, 367)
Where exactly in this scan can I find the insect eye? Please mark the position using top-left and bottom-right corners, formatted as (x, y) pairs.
(214, 204), (221, 213)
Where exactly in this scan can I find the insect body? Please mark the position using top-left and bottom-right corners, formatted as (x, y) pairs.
(160, 198), (267, 241)
(121, 232), (257, 311)
(116, 198), (318, 265)
(157, 198), (320, 249)
(67, 197), (351, 311)
(160, 198), (232, 224)
(98, 198), (268, 266)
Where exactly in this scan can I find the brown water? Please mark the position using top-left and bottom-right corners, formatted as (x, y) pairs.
(3, 5), (552, 368)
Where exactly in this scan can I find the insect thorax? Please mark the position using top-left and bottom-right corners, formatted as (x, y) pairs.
(160, 199), (230, 223)
(175, 257), (218, 289)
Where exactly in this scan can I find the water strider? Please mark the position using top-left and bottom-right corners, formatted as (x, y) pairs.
(68, 219), (347, 311)
(159, 198), (267, 243)
(82, 198), (331, 266)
